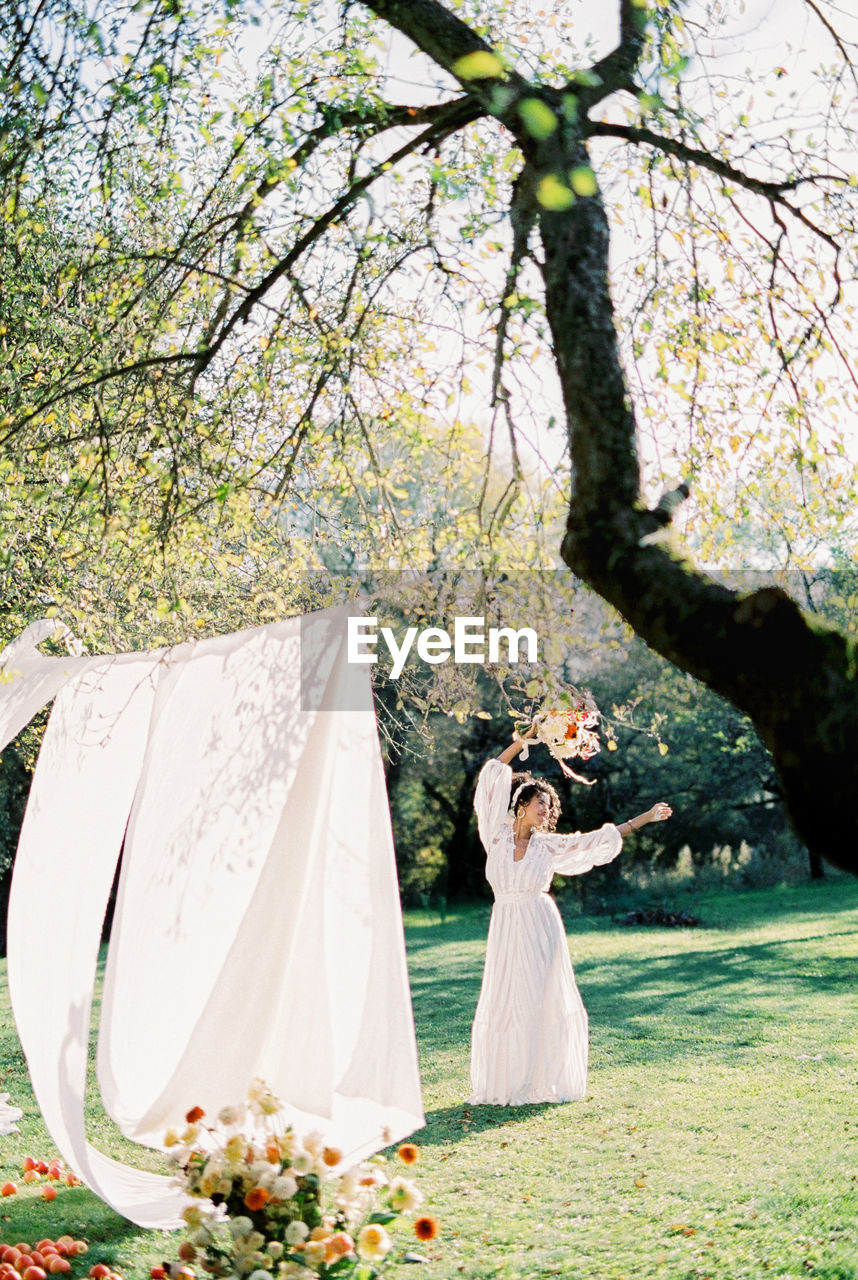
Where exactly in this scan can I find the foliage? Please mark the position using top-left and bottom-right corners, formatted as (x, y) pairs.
(2, 0), (858, 863)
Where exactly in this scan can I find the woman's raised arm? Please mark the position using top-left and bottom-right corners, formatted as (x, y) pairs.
(496, 722), (537, 766)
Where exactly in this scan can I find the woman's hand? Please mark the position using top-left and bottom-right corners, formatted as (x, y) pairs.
(647, 802), (673, 823)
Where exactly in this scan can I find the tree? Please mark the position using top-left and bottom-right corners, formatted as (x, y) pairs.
(2, 1), (857, 870)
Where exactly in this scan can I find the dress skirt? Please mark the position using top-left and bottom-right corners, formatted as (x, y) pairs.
(469, 891), (589, 1105)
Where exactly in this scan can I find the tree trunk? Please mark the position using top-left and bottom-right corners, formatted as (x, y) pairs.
(534, 161), (858, 876)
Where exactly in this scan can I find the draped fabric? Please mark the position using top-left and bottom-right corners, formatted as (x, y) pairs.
(469, 759), (622, 1105)
(0, 1093), (23, 1137)
(0, 609), (423, 1228)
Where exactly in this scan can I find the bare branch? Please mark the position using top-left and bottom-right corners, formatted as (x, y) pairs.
(587, 119), (847, 248)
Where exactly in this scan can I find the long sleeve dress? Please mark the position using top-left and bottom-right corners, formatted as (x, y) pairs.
(469, 758), (623, 1106)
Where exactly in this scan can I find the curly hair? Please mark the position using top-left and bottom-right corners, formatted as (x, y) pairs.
(509, 772), (561, 832)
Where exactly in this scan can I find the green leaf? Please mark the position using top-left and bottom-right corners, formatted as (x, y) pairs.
(518, 98), (558, 139)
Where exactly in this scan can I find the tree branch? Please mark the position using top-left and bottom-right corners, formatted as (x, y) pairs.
(573, 0), (649, 108)
(587, 119), (846, 249)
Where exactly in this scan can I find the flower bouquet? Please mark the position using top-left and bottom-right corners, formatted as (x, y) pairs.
(161, 1080), (437, 1280)
(522, 687), (601, 783)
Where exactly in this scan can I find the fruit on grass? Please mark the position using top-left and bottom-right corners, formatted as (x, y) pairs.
(89, 1266), (112, 1279)
(41, 1185), (57, 1201)
(149, 1268), (167, 1279)
(23, 1268), (48, 1280)
(22, 1157), (38, 1172)
(23, 1170), (42, 1183)
(1, 1180), (17, 1195)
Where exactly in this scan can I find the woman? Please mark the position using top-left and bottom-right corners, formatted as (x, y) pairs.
(469, 727), (672, 1106)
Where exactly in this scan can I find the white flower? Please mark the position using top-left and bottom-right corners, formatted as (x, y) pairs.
(182, 1204), (206, 1227)
(265, 1242), (284, 1259)
(290, 1151), (314, 1176)
(271, 1173), (299, 1200)
(356, 1223), (392, 1262)
(301, 1130), (324, 1157)
(247, 1271), (273, 1280)
(229, 1216), (256, 1239)
(249, 1160), (279, 1189)
(219, 1104), (246, 1128)
(247, 1078), (281, 1116)
(284, 1221), (309, 1245)
(389, 1175), (423, 1213)
(232, 1235), (267, 1273)
(200, 1155), (227, 1197)
(303, 1240), (327, 1268)
(225, 1134), (248, 1164)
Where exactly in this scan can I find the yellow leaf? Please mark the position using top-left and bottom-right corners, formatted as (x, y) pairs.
(536, 174), (575, 210)
(569, 165), (598, 196)
(452, 50), (504, 81)
(658, 742), (669, 756)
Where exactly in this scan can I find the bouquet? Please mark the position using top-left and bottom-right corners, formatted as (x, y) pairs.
(161, 1080), (437, 1280)
(522, 688), (600, 783)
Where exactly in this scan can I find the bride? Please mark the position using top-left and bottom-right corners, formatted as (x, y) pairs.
(469, 726), (672, 1106)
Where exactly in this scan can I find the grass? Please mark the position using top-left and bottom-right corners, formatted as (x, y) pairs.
(1, 877), (857, 1278)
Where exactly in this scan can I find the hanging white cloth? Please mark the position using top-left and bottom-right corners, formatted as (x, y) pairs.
(0, 608), (423, 1228)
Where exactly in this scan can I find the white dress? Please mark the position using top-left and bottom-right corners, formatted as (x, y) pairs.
(469, 758), (623, 1105)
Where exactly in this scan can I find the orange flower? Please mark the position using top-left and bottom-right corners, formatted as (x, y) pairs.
(185, 1106), (205, 1124)
(322, 1146), (343, 1168)
(244, 1186), (270, 1212)
(414, 1215), (439, 1241)
(266, 1142), (281, 1163)
(325, 1233), (355, 1262)
(397, 1143), (419, 1165)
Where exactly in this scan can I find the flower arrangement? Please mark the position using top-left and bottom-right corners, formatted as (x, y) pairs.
(523, 688), (601, 782)
(162, 1081), (438, 1280)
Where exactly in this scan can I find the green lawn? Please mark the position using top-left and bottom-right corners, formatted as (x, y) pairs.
(2, 877), (857, 1278)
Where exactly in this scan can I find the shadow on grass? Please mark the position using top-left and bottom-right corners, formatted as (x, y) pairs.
(406, 886), (858, 1073)
(417, 1101), (556, 1148)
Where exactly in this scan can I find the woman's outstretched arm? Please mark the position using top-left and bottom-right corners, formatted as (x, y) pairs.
(617, 802), (673, 836)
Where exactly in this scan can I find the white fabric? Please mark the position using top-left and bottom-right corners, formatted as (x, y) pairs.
(0, 609), (423, 1227)
(469, 758), (622, 1106)
(0, 1093), (23, 1136)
